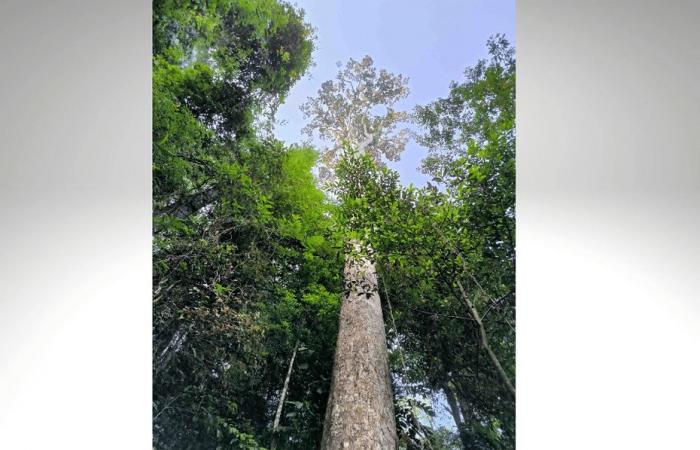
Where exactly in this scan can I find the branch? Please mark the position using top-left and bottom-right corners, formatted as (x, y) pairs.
(155, 324), (192, 374)
(154, 392), (183, 421)
(455, 279), (515, 397)
(156, 185), (218, 220)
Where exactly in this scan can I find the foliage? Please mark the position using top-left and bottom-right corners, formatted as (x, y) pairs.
(415, 33), (515, 205)
(154, 0), (314, 139)
(152, 2), (346, 449)
(153, 142), (345, 449)
(300, 56), (411, 181)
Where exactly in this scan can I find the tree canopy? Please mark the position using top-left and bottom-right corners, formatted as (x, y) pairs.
(300, 56), (411, 181)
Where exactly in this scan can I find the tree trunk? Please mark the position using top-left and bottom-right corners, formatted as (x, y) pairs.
(270, 339), (300, 450)
(443, 382), (463, 430)
(321, 240), (397, 449)
(443, 381), (470, 450)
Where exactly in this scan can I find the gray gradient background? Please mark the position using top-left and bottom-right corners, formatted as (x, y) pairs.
(0, 1), (151, 449)
(0, 1), (698, 449)
(518, 2), (699, 449)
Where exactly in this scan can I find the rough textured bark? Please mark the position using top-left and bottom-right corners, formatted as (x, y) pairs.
(321, 240), (397, 449)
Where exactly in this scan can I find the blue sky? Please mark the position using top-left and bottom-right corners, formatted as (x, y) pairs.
(274, 0), (515, 187)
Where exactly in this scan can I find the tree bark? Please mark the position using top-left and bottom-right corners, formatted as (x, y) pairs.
(321, 240), (397, 449)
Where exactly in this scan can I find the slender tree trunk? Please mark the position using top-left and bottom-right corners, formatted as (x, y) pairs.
(443, 381), (470, 450)
(321, 240), (397, 449)
(443, 382), (463, 431)
(270, 339), (300, 450)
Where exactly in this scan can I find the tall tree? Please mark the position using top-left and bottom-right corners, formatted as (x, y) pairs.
(337, 35), (516, 449)
(301, 57), (411, 448)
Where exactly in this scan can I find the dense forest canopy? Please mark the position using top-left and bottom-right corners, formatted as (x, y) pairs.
(152, 1), (515, 449)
